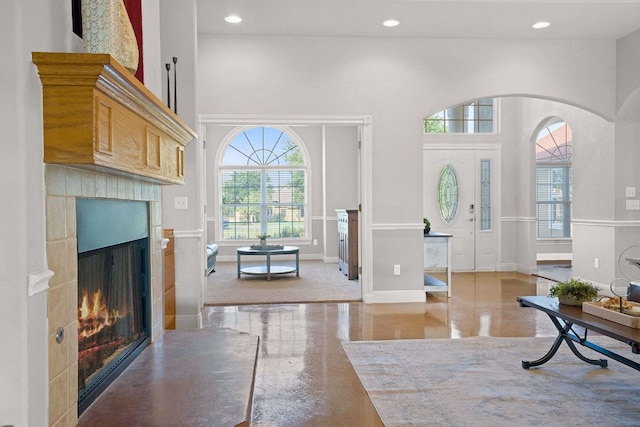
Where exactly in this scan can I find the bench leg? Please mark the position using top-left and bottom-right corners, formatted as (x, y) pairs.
(522, 315), (607, 369)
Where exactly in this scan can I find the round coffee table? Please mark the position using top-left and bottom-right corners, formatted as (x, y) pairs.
(236, 246), (300, 280)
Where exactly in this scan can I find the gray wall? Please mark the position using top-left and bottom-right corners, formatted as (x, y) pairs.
(196, 34), (620, 293)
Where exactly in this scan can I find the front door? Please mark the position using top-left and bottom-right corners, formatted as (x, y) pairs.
(424, 147), (499, 271)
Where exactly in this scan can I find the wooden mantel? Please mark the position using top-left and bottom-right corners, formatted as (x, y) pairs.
(32, 52), (197, 184)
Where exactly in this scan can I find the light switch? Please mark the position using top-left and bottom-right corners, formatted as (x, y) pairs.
(626, 199), (640, 210)
(626, 187), (636, 198)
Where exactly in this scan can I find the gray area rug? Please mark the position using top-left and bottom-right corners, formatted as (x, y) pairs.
(343, 336), (640, 426)
(206, 260), (362, 305)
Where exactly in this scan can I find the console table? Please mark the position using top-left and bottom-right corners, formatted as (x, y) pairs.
(237, 246), (300, 280)
(424, 232), (453, 297)
(517, 295), (640, 371)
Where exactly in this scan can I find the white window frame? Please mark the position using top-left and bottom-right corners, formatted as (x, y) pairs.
(217, 125), (311, 244)
(424, 98), (499, 135)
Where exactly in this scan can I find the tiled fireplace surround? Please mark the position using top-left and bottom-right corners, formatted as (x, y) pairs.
(45, 164), (165, 427)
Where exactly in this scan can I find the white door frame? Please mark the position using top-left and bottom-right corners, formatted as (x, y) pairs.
(198, 114), (374, 301)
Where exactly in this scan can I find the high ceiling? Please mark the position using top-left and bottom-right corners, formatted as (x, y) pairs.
(196, 0), (640, 40)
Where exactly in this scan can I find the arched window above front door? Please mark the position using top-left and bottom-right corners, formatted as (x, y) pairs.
(424, 98), (496, 134)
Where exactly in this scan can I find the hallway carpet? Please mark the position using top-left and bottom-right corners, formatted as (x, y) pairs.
(343, 336), (640, 426)
(205, 260), (362, 305)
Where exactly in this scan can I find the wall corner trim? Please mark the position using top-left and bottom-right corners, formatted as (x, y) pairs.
(28, 269), (54, 296)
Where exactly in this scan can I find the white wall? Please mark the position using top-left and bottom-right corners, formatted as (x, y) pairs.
(159, 0), (204, 328)
(197, 34), (618, 294)
(142, 0), (162, 96)
(325, 126), (359, 259)
(617, 29), (640, 114)
(0, 0), (77, 424)
(612, 29), (640, 283)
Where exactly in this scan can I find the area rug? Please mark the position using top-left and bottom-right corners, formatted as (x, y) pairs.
(342, 336), (640, 426)
(205, 260), (362, 305)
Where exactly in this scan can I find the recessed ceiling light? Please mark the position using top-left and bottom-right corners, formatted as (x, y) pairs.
(383, 19), (400, 28)
(225, 15), (242, 24)
(532, 21), (550, 29)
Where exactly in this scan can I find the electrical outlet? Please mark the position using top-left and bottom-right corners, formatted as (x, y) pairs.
(627, 187), (637, 198)
(174, 196), (188, 210)
(394, 264), (401, 275)
(627, 199), (640, 210)
(594, 258), (599, 269)
(313, 239), (318, 245)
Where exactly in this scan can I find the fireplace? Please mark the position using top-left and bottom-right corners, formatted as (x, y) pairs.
(36, 52), (196, 424)
(76, 198), (151, 414)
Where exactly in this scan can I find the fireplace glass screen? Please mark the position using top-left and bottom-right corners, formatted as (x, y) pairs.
(77, 238), (149, 408)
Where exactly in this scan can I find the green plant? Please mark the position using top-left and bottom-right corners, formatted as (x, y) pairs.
(423, 218), (430, 228)
(548, 279), (599, 301)
(256, 233), (270, 240)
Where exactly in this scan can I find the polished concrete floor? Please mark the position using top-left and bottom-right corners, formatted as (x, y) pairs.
(78, 272), (560, 426)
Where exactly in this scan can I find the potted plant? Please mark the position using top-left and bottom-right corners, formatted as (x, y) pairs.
(256, 233), (270, 246)
(548, 278), (599, 306)
(423, 218), (431, 235)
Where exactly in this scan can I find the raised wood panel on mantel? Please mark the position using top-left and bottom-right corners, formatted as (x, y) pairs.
(32, 52), (196, 184)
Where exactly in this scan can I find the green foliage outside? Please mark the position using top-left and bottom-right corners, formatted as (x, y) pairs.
(282, 140), (305, 204)
(222, 221), (304, 240)
(423, 117), (445, 133)
(220, 136), (306, 240)
(221, 171), (268, 221)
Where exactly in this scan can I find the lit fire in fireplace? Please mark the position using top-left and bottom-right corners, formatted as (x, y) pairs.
(78, 290), (122, 339)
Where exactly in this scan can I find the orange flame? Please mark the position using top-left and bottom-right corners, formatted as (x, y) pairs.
(78, 290), (121, 339)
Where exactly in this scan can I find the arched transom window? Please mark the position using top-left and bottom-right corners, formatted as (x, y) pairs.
(424, 98), (495, 134)
(219, 126), (308, 241)
(535, 121), (572, 238)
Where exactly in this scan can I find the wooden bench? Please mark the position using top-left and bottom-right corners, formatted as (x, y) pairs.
(517, 295), (640, 371)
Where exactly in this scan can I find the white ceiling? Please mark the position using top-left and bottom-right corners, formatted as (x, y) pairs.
(196, 0), (640, 40)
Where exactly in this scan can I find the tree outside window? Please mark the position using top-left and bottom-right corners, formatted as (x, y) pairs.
(424, 98), (494, 134)
(219, 127), (307, 241)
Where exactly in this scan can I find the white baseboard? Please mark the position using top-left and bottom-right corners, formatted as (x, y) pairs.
(499, 263), (517, 272)
(175, 313), (202, 330)
(363, 290), (425, 304)
(537, 253), (572, 261)
(518, 264), (538, 275)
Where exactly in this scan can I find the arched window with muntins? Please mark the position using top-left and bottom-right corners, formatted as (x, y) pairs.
(219, 126), (308, 241)
(535, 120), (572, 238)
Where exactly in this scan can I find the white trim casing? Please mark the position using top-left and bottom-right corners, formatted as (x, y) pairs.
(364, 290), (426, 304)
(175, 313), (203, 329)
(200, 114), (374, 303)
(173, 229), (205, 329)
(28, 270), (54, 297)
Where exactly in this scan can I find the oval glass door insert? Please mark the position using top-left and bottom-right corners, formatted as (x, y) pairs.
(438, 164), (458, 224)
